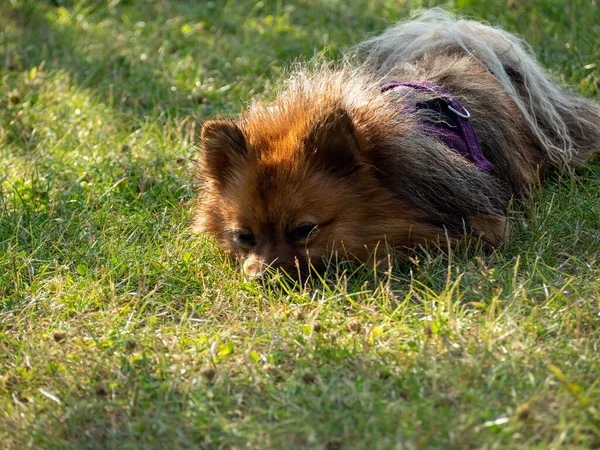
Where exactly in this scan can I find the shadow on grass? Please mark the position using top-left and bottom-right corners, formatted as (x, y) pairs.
(2, 0), (597, 121)
(0, 0), (408, 119)
(3, 2), (187, 116)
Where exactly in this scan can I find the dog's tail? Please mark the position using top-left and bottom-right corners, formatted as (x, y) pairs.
(357, 8), (600, 167)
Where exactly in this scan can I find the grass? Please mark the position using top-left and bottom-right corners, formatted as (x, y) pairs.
(1, 0), (599, 448)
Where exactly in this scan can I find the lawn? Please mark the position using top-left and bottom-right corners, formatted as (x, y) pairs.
(1, 0), (599, 448)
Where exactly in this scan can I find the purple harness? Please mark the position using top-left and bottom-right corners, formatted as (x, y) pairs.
(382, 81), (494, 173)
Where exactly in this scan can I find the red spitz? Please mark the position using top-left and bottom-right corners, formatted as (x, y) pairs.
(194, 10), (600, 279)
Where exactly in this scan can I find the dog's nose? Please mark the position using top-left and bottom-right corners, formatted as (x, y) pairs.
(243, 247), (308, 282)
(243, 256), (270, 281)
(243, 255), (303, 282)
(245, 267), (267, 281)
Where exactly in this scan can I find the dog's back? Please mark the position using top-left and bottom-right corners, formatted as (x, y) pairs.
(357, 9), (600, 168)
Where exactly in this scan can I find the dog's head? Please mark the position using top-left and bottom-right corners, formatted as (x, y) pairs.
(194, 104), (429, 280)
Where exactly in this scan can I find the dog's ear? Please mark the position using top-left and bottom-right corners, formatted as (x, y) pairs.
(305, 108), (361, 175)
(199, 119), (247, 184)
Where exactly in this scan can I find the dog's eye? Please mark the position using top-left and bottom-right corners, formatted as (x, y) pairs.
(289, 223), (319, 242)
(233, 231), (255, 247)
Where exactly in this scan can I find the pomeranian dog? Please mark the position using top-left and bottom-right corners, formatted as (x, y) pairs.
(194, 10), (600, 280)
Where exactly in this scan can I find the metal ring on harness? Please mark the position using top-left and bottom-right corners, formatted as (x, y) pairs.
(448, 105), (471, 119)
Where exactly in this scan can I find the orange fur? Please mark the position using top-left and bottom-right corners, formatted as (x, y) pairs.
(195, 103), (442, 278)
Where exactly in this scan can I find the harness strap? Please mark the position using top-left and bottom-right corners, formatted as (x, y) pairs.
(382, 81), (495, 174)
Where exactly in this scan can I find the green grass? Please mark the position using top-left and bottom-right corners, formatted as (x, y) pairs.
(1, 0), (599, 448)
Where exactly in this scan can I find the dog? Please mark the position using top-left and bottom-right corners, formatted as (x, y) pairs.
(193, 9), (600, 280)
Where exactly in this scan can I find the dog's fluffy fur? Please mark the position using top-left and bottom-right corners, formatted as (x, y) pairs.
(194, 10), (600, 279)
